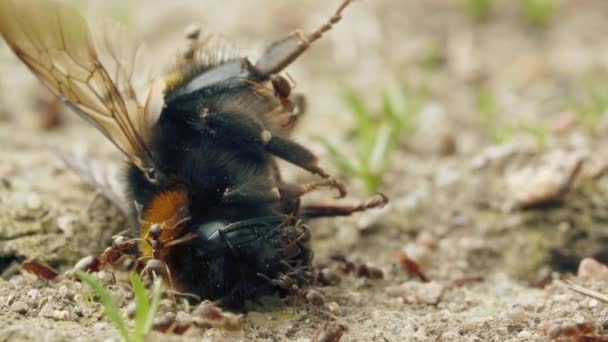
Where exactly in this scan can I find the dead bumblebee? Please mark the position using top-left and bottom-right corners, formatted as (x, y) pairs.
(0, 0), (387, 304)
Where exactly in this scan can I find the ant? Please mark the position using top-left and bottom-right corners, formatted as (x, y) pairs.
(72, 207), (195, 289)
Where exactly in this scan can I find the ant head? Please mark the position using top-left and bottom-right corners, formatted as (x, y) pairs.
(149, 223), (163, 239)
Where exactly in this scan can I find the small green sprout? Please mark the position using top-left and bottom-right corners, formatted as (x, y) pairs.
(476, 88), (514, 144)
(476, 88), (549, 149)
(464, 0), (494, 21)
(519, 121), (549, 151)
(521, 0), (557, 27)
(566, 77), (608, 136)
(77, 271), (163, 342)
(319, 81), (422, 192)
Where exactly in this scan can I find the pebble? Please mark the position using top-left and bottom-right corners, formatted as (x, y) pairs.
(462, 317), (487, 332)
(386, 281), (444, 305)
(56, 215), (77, 235)
(39, 303), (55, 318)
(517, 330), (532, 339)
(58, 285), (73, 301)
(305, 290), (325, 306)
(506, 307), (527, 326)
(25, 289), (39, 305)
(52, 310), (71, 321)
(158, 298), (174, 313)
(176, 311), (192, 327)
(126, 302), (137, 319)
(25, 193), (42, 211)
(318, 268), (341, 286)
(10, 300), (28, 314)
(577, 258), (608, 283)
(505, 151), (584, 208)
(326, 301), (342, 316)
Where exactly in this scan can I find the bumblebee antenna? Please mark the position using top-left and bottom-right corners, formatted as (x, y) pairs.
(253, 0), (355, 77)
(306, 0), (353, 45)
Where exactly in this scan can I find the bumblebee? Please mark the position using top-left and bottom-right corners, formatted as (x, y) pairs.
(0, 0), (387, 304)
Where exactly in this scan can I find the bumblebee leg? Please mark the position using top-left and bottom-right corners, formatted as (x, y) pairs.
(279, 178), (345, 201)
(265, 136), (347, 198)
(300, 193), (388, 219)
(222, 183), (281, 205)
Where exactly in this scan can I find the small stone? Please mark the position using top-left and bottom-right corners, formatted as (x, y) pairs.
(517, 330), (532, 339)
(58, 285), (73, 300)
(506, 151), (584, 208)
(25, 193), (42, 211)
(305, 290), (325, 306)
(326, 301), (342, 316)
(52, 310), (70, 321)
(126, 302), (137, 319)
(386, 281), (444, 305)
(318, 268), (341, 286)
(10, 300), (28, 314)
(577, 258), (608, 283)
(175, 310), (193, 331)
(158, 298), (174, 313)
(56, 215), (77, 235)
(93, 322), (112, 331)
(507, 307), (527, 326)
(153, 312), (176, 332)
(25, 289), (39, 304)
(39, 303), (54, 318)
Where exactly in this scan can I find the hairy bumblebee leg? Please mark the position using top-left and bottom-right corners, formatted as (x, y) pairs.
(265, 136), (347, 198)
(222, 183), (281, 205)
(199, 110), (345, 197)
(300, 193), (388, 219)
(279, 178), (345, 201)
(253, 0), (354, 76)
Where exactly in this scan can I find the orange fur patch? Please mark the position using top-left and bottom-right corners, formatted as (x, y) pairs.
(140, 189), (189, 257)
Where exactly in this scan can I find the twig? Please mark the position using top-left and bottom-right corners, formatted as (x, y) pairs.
(558, 280), (608, 304)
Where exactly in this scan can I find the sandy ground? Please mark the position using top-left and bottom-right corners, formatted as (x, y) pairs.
(2, 0), (608, 341)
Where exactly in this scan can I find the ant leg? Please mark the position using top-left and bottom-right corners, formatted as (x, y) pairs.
(163, 263), (175, 290)
(134, 256), (151, 273)
(300, 194), (388, 219)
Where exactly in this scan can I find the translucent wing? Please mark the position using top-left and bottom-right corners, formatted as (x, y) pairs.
(0, 0), (163, 173)
(49, 146), (130, 218)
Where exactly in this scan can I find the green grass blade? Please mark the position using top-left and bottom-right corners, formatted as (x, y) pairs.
(143, 278), (163, 336)
(317, 137), (362, 176)
(341, 86), (375, 147)
(77, 271), (129, 341)
(369, 123), (395, 174)
(130, 273), (150, 342)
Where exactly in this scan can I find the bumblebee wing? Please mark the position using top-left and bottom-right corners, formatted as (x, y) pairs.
(49, 146), (130, 218)
(0, 0), (163, 172)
